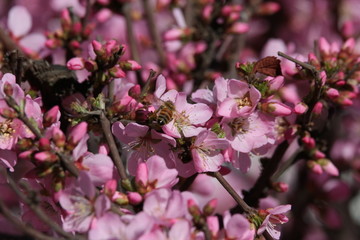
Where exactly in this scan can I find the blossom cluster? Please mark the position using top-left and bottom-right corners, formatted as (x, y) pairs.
(0, 1), (359, 240)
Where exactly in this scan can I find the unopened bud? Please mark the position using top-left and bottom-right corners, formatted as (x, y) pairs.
(52, 127), (66, 148)
(67, 122), (87, 148)
(228, 22), (249, 34)
(119, 60), (142, 71)
(127, 192), (143, 205)
(258, 2), (281, 15)
(273, 182), (289, 192)
(113, 192), (129, 205)
(203, 199), (217, 216)
(43, 105), (59, 127)
(92, 40), (104, 56)
(39, 138), (51, 151)
(69, 40), (81, 49)
(261, 102), (292, 116)
(67, 57), (84, 70)
(318, 159), (339, 176)
(84, 59), (98, 72)
(326, 88), (339, 99)
(294, 102), (308, 114)
(341, 21), (354, 38)
(104, 179), (117, 196)
(187, 199), (201, 217)
(307, 160), (323, 174)
(72, 22), (82, 35)
(135, 162), (148, 187)
(109, 66), (126, 78)
(312, 101), (323, 115)
(34, 151), (58, 162)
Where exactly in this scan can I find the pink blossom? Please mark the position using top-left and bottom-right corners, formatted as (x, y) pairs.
(257, 204), (291, 239)
(222, 112), (274, 153)
(162, 92), (213, 138)
(81, 154), (114, 186)
(191, 130), (229, 172)
(112, 122), (176, 175)
(135, 155), (179, 191)
(88, 212), (155, 240)
(59, 172), (110, 233)
(7, 6), (32, 37)
(217, 79), (261, 118)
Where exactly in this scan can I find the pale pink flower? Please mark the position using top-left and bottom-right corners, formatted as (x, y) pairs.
(136, 155), (179, 191)
(258, 204), (291, 239)
(222, 112), (274, 153)
(112, 122), (176, 175)
(217, 79), (261, 118)
(162, 92), (213, 138)
(59, 172), (111, 233)
(191, 130), (229, 172)
(88, 212), (155, 240)
(81, 153), (114, 186)
(139, 219), (191, 240)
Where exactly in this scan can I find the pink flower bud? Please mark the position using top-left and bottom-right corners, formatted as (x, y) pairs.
(308, 53), (320, 68)
(43, 105), (59, 127)
(320, 71), (327, 86)
(119, 60), (142, 71)
(301, 134), (315, 148)
(187, 199), (201, 217)
(273, 182), (289, 192)
(61, 9), (71, 26)
(341, 21), (354, 38)
(312, 101), (323, 115)
(98, 144), (109, 155)
(52, 127), (66, 148)
(105, 39), (119, 55)
(104, 179), (117, 196)
(307, 160), (323, 174)
(96, 8), (112, 23)
(228, 22), (249, 34)
(258, 2), (281, 15)
(164, 28), (184, 41)
(127, 192), (143, 205)
(136, 162), (148, 186)
(319, 37), (330, 56)
(313, 149), (326, 159)
(342, 38), (355, 53)
(67, 122), (88, 147)
(67, 57), (84, 70)
(18, 150), (34, 159)
(202, 5), (213, 21)
(109, 66), (126, 78)
(326, 88), (339, 99)
(319, 159), (339, 176)
(128, 84), (141, 99)
(92, 40), (104, 55)
(72, 22), (82, 34)
(39, 138), (51, 151)
(34, 151), (58, 162)
(203, 198), (217, 216)
(84, 59), (98, 72)
(262, 102), (292, 116)
(70, 40), (80, 49)
(294, 102), (308, 114)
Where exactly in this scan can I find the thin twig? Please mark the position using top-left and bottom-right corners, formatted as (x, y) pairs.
(277, 51), (317, 73)
(99, 111), (128, 181)
(210, 172), (254, 214)
(0, 198), (63, 240)
(142, 0), (166, 67)
(0, 167), (81, 240)
(123, 2), (140, 64)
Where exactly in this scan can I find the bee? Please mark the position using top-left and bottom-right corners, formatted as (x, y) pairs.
(151, 100), (176, 126)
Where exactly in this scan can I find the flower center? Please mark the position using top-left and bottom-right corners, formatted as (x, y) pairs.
(0, 119), (15, 137)
(229, 117), (250, 135)
(235, 95), (251, 109)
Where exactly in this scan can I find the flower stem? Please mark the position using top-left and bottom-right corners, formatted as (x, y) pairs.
(211, 172), (254, 214)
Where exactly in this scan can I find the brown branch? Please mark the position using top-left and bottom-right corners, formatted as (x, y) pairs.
(0, 27), (23, 54)
(210, 172), (255, 214)
(243, 140), (289, 207)
(0, 167), (81, 240)
(0, 198), (63, 240)
(81, 0), (92, 34)
(142, 0), (166, 67)
(123, 3), (140, 64)
(99, 111), (128, 182)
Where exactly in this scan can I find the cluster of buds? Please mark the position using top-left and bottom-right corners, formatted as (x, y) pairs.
(309, 38), (360, 107)
(45, 8), (94, 54)
(67, 40), (141, 81)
